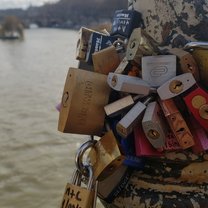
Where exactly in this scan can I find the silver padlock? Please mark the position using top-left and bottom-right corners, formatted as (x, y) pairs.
(116, 96), (154, 138)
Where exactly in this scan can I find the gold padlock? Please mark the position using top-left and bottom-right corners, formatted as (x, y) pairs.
(58, 68), (111, 136)
(92, 40), (125, 75)
(60, 166), (96, 208)
(87, 131), (125, 181)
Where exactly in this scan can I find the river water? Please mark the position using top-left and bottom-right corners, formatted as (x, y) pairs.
(0, 28), (104, 208)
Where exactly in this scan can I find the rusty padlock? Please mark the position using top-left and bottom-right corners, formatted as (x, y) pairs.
(58, 68), (111, 136)
(92, 40), (126, 75)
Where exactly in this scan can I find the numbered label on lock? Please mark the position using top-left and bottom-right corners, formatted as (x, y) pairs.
(60, 166), (96, 208)
(183, 86), (208, 132)
(142, 55), (176, 87)
(159, 99), (195, 149)
(87, 131), (125, 181)
(142, 101), (167, 149)
(157, 73), (196, 100)
(107, 72), (152, 96)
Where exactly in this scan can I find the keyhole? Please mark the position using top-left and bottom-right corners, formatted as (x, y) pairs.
(169, 80), (184, 94)
(147, 129), (160, 139)
(62, 91), (69, 107)
(130, 41), (136, 49)
(111, 75), (118, 87)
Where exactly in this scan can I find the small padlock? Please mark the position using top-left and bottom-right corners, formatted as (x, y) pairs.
(60, 165), (96, 208)
(107, 72), (154, 96)
(111, 9), (144, 38)
(87, 130), (125, 181)
(76, 27), (99, 61)
(157, 72), (196, 100)
(126, 28), (159, 63)
(184, 41), (208, 88)
(92, 40), (125, 75)
(58, 68), (111, 136)
(169, 48), (200, 81)
(187, 116), (208, 154)
(85, 32), (118, 64)
(116, 96), (154, 138)
(142, 101), (168, 149)
(134, 124), (163, 157)
(141, 55), (177, 87)
(104, 94), (141, 117)
(159, 98), (195, 149)
(183, 85), (208, 132)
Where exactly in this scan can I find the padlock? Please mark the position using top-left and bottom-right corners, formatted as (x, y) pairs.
(116, 96), (154, 138)
(107, 72), (154, 96)
(157, 72), (196, 100)
(142, 101), (168, 149)
(168, 48), (200, 81)
(87, 130), (125, 181)
(111, 9), (144, 38)
(126, 28), (159, 63)
(184, 41), (208, 88)
(159, 98), (195, 149)
(76, 27), (100, 61)
(97, 165), (132, 203)
(92, 40), (125, 75)
(58, 68), (111, 136)
(187, 116), (208, 154)
(104, 94), (141, 117)
(85, 32), (118, 64)
(60, 165), (96, 208)
(134, 124), (164, 157)
(183, 85), (208, 132)
(141, 55), (177, 87)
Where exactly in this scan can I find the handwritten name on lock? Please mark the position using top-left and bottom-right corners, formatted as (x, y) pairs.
(61, 184), (84, 208)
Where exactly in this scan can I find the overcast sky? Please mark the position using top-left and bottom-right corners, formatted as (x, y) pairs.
(0, 0), (59, 9)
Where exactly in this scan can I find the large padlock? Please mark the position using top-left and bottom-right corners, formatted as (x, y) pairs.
(126, 28), (159, 63)
(60, 165), (96, 208)
(184, 41), (208, 88)
(183, 85), (208, 132)
(92, 40), (125, 75)
(141, 55), (177, 87)
(58, 68), (111, 136)
(169, 48), (200, 81)
(157, 72), (196, 100)
(107, 72), (153, 96)
(142, 101), (168, 150)
(159, 98), (195, 149)
(85, 32), (118, 64)
(111, 9), (144, 38)
(86, 130), (125, 181)
(116, 96), (154, 138)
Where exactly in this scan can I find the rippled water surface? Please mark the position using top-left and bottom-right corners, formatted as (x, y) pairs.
(0, 28), (104, 208)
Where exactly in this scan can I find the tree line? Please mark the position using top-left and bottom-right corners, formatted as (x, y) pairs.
(0, 0), (127, 29)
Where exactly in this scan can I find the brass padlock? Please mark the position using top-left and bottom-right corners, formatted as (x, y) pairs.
(126, 28), (159, 63)
(58, 68), (111, 136)
(92, 40), (125, 75)
(60, 166), (96, 208)
(87, 131), (125, 181)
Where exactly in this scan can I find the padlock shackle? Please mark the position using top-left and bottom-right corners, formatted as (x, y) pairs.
(75, 140), (97, 174)
(184, 41), (208, 50)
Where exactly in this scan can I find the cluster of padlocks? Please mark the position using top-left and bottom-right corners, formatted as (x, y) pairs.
(57, 8), (208, 208)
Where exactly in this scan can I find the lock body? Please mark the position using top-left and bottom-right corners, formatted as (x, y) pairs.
(107, 72), (151, 95)
(157, 73), (196, 100)
(159, 99), (195, 149)
(58, 68), (110, 136)
(142, 55), (176, 87)
(183, 86), (208, 132)
(92, 45), (121, 75)
(86, 33), (117, 64)
(142, 101), (167, 149)
(111, 9), (144, 38)
(87, 131), (125, 180)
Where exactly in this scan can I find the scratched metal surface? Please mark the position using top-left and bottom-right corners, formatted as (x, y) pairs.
(101, 1), (208, 207)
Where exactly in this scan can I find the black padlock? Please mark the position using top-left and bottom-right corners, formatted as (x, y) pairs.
(111, 9), (144, 38)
